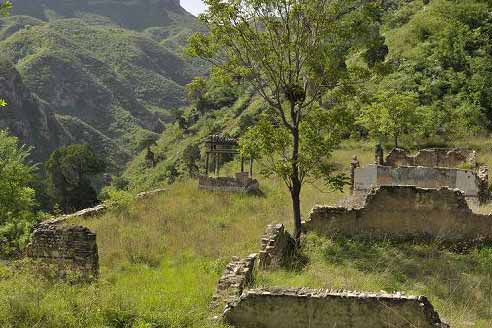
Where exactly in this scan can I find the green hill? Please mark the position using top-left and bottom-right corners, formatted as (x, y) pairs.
(0, 1), (205, 168)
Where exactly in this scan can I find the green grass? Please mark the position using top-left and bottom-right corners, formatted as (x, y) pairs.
(2, 140), (492, 327)
(256, 234), (492, 328)
(0, 175), (344, 327)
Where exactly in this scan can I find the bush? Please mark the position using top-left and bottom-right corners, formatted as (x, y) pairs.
(0, 130), (37, 258)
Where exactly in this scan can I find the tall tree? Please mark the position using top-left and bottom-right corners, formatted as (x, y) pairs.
(187, 0), (384, 241)
(46, 144), (105, 212)
(0, 130), (37, 258)
(358, 90), (420, 148)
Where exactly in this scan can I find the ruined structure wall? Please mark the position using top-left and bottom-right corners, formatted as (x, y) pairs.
(304, 186), (492, 241)
(354, 165), (480, 198)
(258, 224), (295, 270)
(198, 175), (260, 193)
(224, 288), (448, 328)
(210, 254), (257, 313)
(26, 224), (99, 280)
(384, 148), (474, 168)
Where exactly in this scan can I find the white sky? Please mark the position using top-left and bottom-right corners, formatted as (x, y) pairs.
(181, 0), (207, 16)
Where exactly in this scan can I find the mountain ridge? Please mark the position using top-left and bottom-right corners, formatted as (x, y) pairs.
(0, 0), (205, 168)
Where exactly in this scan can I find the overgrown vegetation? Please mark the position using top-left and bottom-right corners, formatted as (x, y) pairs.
(3, 0), (492, 327)
(46, 144), (106, 213)
(0, 130), (37, 258)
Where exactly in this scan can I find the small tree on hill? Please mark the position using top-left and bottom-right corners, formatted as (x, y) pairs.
(46, 144), (105, 212)
(181, 143), (201, 177)
(187, 0), (385, 242)
(358, 90), (420, 148)
(0, 130), (37, 258)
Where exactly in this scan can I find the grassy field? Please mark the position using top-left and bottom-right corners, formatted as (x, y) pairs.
(2, 139), (492, 327)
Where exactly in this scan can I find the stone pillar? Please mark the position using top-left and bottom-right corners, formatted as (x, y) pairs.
(350, 156), (360, 194)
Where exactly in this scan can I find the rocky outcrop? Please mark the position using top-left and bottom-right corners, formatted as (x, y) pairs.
(0, 59), (65, 162)
(224, 288), (448, 328)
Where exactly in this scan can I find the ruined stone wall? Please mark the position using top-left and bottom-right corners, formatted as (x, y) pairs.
(198, 173), (260, 193)
(258, 224), (295, 270)
(354, 164), (480, 199)
(384, 147), (475, 168)
(224, 288), (448, 328)
(26, 224), (99, 280)
(304, 186), (492, 241)
(210, 254), (257, 313)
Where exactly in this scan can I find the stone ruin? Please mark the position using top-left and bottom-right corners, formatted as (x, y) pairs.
(384, 147), (476, 168)
(304, 185), (492, 242)
(224, 288), (448, 328)
(350, 147), (489, 206)
(26, 223), (99, 281)
(199, 134), (260, 193)
(258, 224), (296, 270)
(211, 224), (448, 327)
(198, 173), (260, 193)
(354, 164), (486, 206)
(210, 254), (257, 313)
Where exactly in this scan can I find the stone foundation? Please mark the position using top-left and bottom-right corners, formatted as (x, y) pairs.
(26, 224), (99, 281)
(258, 224), (296, 270)
(304, 185), (492, 241)
(224, 288), (448, 328)
(198, 173), (260, 193)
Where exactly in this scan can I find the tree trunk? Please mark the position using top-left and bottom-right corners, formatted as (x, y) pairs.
(395, 134), (399, 148)
(291, 181), (302, 244)
(290, 125), (303, 245)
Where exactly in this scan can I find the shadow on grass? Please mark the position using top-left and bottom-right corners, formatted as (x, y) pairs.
(300, 233), (492, 318)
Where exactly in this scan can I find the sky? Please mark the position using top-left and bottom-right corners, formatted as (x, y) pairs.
(181, 0), (207, 16)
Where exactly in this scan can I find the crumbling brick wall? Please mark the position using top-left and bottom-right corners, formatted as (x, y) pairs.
(384, 148), (475, 168)
(210, 254), (257, 313)
(304, 186), (492, 241)
(224, 288), (448, 328)
(258, 224), (295, 270)
(26, 224), (99, 280)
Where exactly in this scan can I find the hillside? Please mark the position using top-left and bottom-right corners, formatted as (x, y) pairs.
(117, 0), (492, 192)
(3, 141), (492, 326)
(0, 0), (205, 167)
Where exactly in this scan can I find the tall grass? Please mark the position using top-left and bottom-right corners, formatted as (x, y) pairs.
(2, 139), (492, 327)
(255, 234), (492, 327)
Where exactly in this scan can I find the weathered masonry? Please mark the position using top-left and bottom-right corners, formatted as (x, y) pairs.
(210, 254), (257, 313)
(354, 164), (484, 203)
(258, 224), (296, 270)
(304, 185), (492, 241)
(199, 173), (260, 193)
(384, 147), (476, 168)
(26, 224), (99, 281)
(224, 288), (448, 328)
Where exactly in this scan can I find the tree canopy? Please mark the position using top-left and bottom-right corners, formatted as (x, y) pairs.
(46, 144), (105, 212)
(0, 130), (37, 258)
